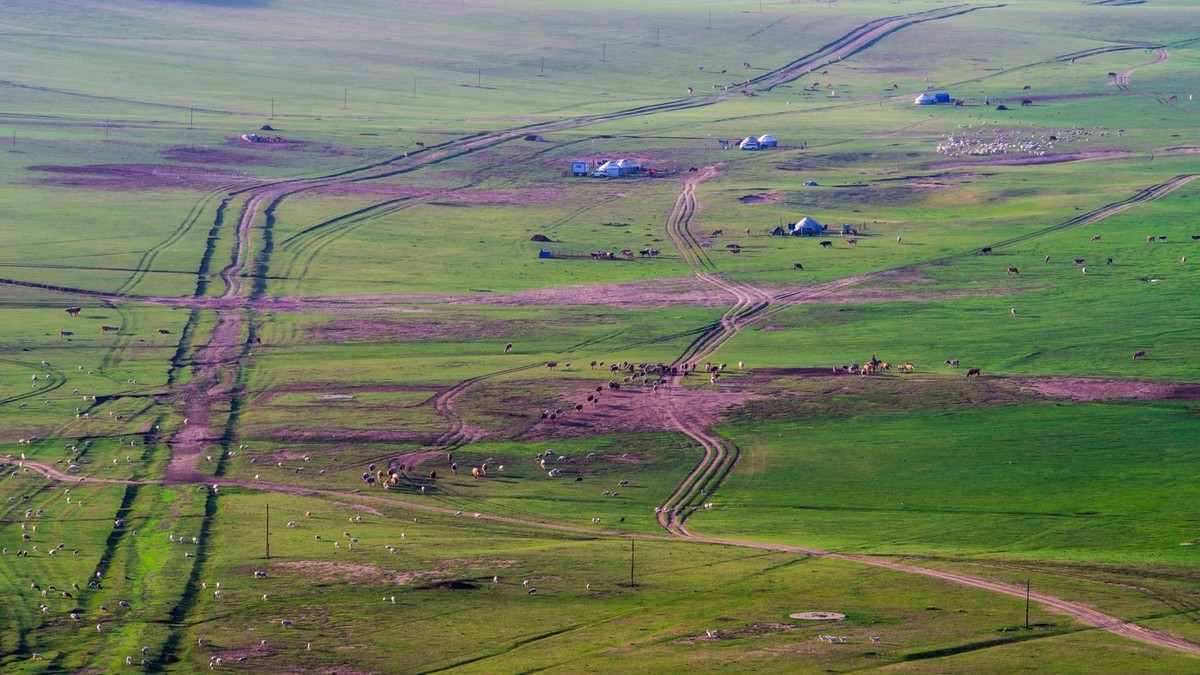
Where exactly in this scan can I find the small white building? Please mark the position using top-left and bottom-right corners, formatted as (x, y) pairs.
(592, 159), (641, 178)
(914, 93), (937, 105)
(757, 134), (778, 148)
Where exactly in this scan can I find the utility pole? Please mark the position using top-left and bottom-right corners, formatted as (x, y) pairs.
(707, 11), (712, 29)
(343, 88), (348, 109)
(540, 57), (545, 77)
(413, 77), (417, 98)
(265, 503), (271, 559)
(105, 119), (109, 141)
(655, 27), (660, 47)
(629, 539), (635, 587)
(189, 108), (194, 129)
(1025, 579), (1030, 629)
(270, 97), (275, 118)
(602, 43), (607, 62)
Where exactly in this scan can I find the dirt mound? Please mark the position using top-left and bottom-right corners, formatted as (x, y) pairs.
(1020, 377), (1200, 402)
(738, 192), (781, 203)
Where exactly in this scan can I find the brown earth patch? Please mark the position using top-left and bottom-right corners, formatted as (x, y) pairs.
(271, 561), (421, 586)
(453, 277), (743, 310)
(739, 192), (781, 204)
(162, 147), (273, 165)
(262, 428), (438, 444)
(27, 163), (249, 190)
(1165, 147), (1200, 154)
(1019, 377), (1200, 402)
(928, 150), (1130, 170)
(309, 317), (512, 342)
(519, 382), (767, 441)
(253, 384), (437, 407)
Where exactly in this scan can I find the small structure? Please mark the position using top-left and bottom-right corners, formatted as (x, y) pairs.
(739, 136), (761, 150)
(524, 134), (545, 142)
(934, 92), (951, 104)
(757, 134), (778, 148)
(537, 249), (553, 259)
(803, 180), (819, 187)
(571, 161), (590, 177)
(790, 217), (824, 236)
(914, 93), (937, 105)
(592, 159), (641, 178)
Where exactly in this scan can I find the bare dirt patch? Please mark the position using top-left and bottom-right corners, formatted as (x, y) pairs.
(261, 428), (437, 444)
(271, 561), (419, 586)
(738, 192), (782, 204)
(519, 382), (767, 441)
(309, 317), (512, 342)
(453, 277), (742, 310)
(162, 147), (273, 166)
(929, 150), (1130, 170)
(27, 163), (249, 190)
(790, 612), (846, 621)
(1019, 377), (1200, 402)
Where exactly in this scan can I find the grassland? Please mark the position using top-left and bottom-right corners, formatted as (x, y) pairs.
(1, 0), (1199, 671)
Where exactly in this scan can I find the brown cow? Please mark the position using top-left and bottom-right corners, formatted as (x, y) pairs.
(1133, 350), (1146, 360)
(65, 307), (82, 317)
(59, 331), (73, 339)
(101, 326), (119, 334)
(966, 368), (981, 379)
(1007, 267), (1019, 275)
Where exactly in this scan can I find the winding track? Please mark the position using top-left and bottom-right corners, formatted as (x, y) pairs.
(13, 2), (1200, 660)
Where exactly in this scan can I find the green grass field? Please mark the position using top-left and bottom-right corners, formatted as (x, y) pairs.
(1, 0), (1199, 671)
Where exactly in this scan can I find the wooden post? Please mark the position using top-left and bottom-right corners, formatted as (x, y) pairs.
(270, 97), (275, 118)
(265, 503), (270, 559)
(602, 43), (607, 62)
(629, 539), (635, 587)
(343, 88), (348, 109)
(540, 57), (545, 77)
(1025, 579), (1030, 629)
(707, 11), (712, 29)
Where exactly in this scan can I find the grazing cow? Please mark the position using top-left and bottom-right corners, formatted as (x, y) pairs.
(504, 343), (513, 353)
(897, 236), (902, 245)
(1045, 256), (1051, 263)
(1074, 258), (1085, 265)
(980, 246), (993, 255)
(1021, 99), (1033, 106)
(729, 247), (740, 254)
(59, 331), (73, 339)
(1159, 236), (1167, 241)
(820, 241), (832, 249)
(65, 307), (82, 317)
(1091, 235), (1101, 242)
(1133, 350), (1146, 360)
(1107, 257), (1113, 265)
(899, 363), (915, 372)
(792, 262), (804, 270)
(157, 329), (170, 334)
(1191, 235), (1200, 241)
(101, 325), (119, 334)
(1147, 235), (1156, 243)
(472, 467), (480, 479)
(845, 238), (857, 246)
(711, 229), (723, 236)
(1006, 267), (1019, 275)
(946, 359), (959, 367)
(966, 368), (981, 379)
(1023, 85), (1032, 90)
(546, 361), (557, 369)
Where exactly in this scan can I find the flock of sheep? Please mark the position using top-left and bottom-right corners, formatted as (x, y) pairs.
(936, 123), (1114, 157)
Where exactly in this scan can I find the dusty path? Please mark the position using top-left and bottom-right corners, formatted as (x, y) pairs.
(1109, 48), (1169, 90)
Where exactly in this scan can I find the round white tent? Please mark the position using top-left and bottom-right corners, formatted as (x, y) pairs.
(914, 93), (936, 105)
(757, 134), (778, 148)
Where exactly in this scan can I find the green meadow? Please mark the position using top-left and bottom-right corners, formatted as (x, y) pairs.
(1, 0), (1199, 671)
